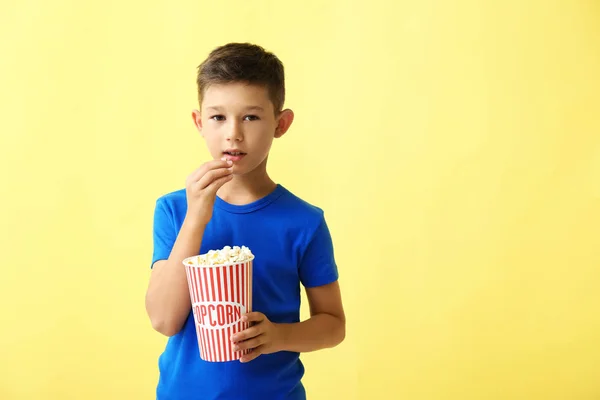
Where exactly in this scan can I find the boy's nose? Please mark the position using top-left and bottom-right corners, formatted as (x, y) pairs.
(226, 121), (244, 142)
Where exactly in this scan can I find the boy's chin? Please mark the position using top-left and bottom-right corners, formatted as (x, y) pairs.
(229, 164), (246, 175)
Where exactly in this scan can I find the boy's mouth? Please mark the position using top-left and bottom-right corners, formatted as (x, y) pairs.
(223, 149), (247, 162)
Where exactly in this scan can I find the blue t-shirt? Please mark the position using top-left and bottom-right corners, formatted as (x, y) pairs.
(151, 184), (339, 400)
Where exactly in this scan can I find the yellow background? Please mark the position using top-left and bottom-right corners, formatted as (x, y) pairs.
(1, 0), (599, 399)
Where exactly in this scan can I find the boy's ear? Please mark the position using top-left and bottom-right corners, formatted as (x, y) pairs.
(275, 109), (294, 138)
(192, 109), (203, 136)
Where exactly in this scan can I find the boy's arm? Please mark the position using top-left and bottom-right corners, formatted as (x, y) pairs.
(145, 159), (233, 337)
(232, 214), (343, 361)
(232, 280), (345, 361)
(145, 218), (206, 337)
(278, 280), (346, 352)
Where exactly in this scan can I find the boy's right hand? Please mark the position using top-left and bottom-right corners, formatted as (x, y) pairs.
(184, 159), (233, 226)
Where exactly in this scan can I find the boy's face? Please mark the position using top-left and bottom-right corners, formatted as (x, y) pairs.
(192, 82), (293, 176)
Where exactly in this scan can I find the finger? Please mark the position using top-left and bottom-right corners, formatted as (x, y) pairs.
(188, 160), (228, 182)
(242, 312), (265, 324)
(240, 346), (264, 363)
(231, 325), (262, 343)
(195, 166), (233, 190)
(188, 159), (232, 183)
(203, 172), (234, 194)
(233, 334), (265, 352)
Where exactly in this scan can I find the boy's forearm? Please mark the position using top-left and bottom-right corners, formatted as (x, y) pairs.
(276, 313), (345, 353)
(145, 218), (206, 336)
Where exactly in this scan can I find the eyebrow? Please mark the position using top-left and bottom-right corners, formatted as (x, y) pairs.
(205, 105), (265, 112)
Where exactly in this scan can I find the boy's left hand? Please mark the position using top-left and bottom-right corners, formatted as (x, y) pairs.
(231, 312), (283, 363)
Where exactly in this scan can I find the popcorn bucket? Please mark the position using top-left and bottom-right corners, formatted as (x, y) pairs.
(182, 254), (254, 362)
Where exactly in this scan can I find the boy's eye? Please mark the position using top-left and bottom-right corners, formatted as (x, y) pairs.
(210, 115), (225, 121)
(244, 115), (260, 121)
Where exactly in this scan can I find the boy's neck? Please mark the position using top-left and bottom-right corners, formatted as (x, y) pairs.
(216, 161), (277, 206)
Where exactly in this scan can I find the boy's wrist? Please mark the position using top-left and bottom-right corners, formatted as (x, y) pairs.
(182, 215), (208, 230)
(273, 322), (291, 353)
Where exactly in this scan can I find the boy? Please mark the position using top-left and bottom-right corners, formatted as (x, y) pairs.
(145, 43), (345, 400)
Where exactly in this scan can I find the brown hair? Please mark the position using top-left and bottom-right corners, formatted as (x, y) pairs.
(196, 43), (285, 113)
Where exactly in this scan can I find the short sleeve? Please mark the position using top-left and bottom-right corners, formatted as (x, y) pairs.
(298, 215), (339, 288)
(151, 199), (176, 268)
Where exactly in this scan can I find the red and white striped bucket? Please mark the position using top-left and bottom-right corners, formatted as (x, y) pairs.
(182, 255), (253, 362)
